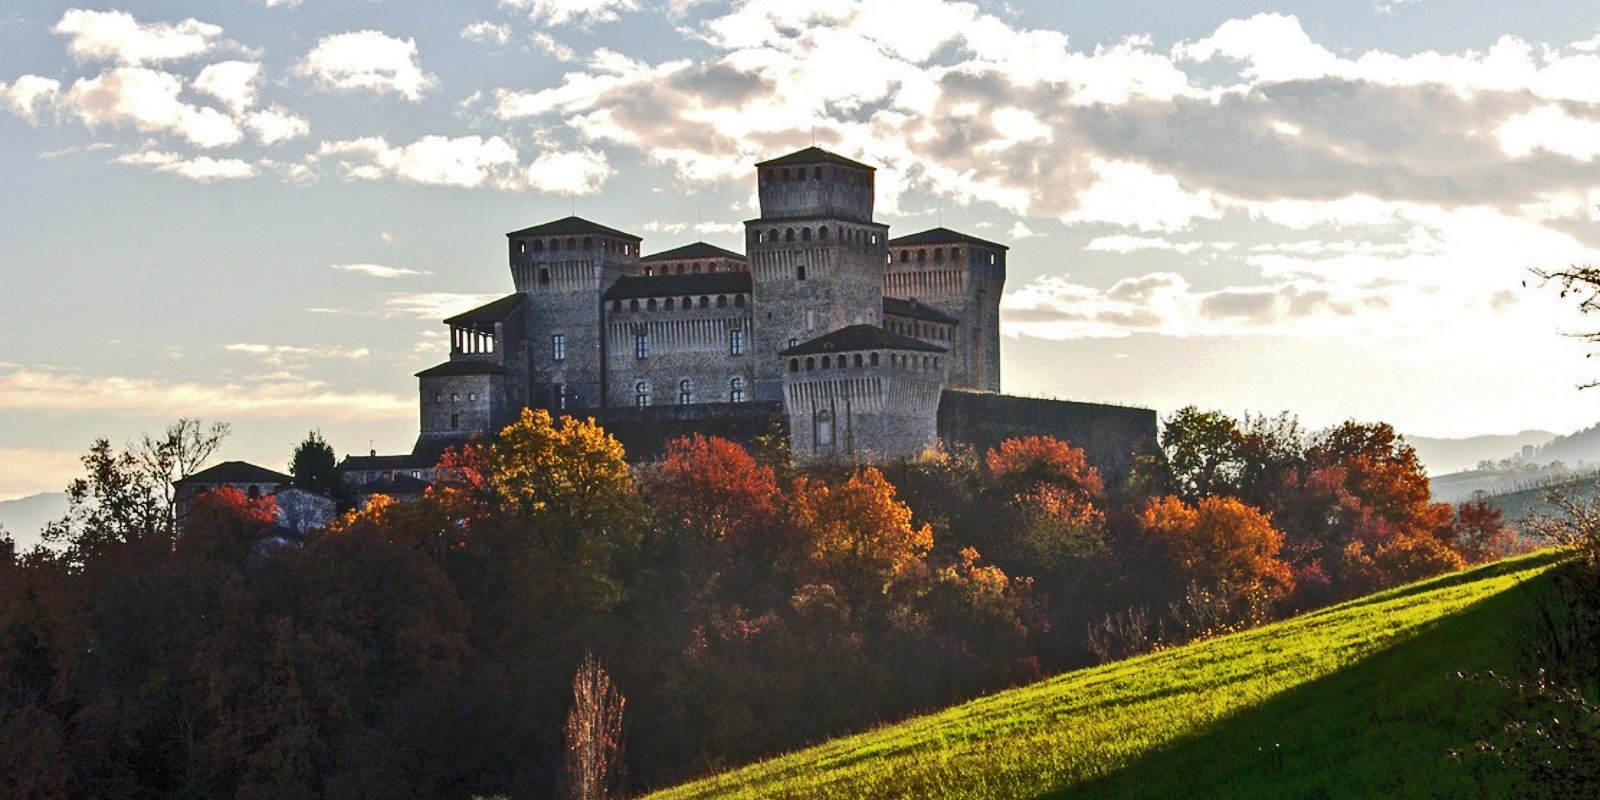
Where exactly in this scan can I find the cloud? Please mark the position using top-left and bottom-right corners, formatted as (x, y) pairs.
(1085, 234), (1208, 254)
(62, 66), (242, 148)
(296, 30), (435, 101)
(0, 75), (61, 122)
(223, 343), (372, 364)
(317, 134), (525, 189)
(0, 448), (88, 501)
(53, 8), (225, 66)
(384, 292), (507, 319)
(193, 60), (259, 114)
(531, 32), (577, 62)
(244, 106), (310, 145)
(256, 0), (304, 7)
(0, 364), (410, 420)
(1060, 158), (1222, 232)
(331, 263), (432, 279)
(114, 150), (258, 182)
(501, 0), (641, 27)
(461, 21), (511, 45)
(526, 148), (614, 195)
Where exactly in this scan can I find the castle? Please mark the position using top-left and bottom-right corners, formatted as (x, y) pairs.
(342, 147), (1157, 492)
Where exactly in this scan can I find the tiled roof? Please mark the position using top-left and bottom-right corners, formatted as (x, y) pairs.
(779, 324), (947, 357)
(415, 360), (507, 378)
(756, 147), (876, 171)
(603, 271), (752, 301)
(444, 293), (526, 325)
(338, 453), (433, 472)
(642, 241), (747, 262)
(888, 227), (1009, 250)
(883, 297), (960, 325)
(506, 216), (641, 241)
(175, 460), (292, 487)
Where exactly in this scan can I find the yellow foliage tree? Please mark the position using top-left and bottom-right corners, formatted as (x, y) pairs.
(790, 467), (933, 599)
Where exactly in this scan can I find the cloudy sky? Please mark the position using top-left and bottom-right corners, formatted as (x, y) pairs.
(3, 0), (1600, 500)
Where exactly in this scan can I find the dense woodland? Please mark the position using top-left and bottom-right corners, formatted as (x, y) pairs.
(0, 407), (1524, 799)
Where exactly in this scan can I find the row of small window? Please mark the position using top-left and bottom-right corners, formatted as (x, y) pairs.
(890, 247), (966, 265)
(763, 165), (868, 185)
(644, 261), (728, 276)
(886, 319), (949, 340)
(632, 330), (744, 359)
(634, 377), (746, 407)
(435, 392), (479, 403)
(611, 294), (746, 313)
(787, 352), (940, 372)
(515, 237), (635, 256)
(750, 226), (878, 247)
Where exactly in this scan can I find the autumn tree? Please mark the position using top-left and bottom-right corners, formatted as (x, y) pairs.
(1161, 407), (1246, 502)
(790, 467), (933, 602)
(136, 418), (231, 533)
(563, 653), (626, 800)
(645, 434), (782, 550)
(1139, 495), (1294, 609)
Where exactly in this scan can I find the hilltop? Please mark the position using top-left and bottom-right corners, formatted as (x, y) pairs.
(646, 551), (1576, 800)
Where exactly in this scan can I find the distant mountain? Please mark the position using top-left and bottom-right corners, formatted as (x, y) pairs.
(0, 492), (68, 552)
(1529, 422), (1600, 468)
(1404, 430), (1557, 475)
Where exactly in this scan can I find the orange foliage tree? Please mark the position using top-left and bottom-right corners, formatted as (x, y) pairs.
(790, 467), (933, 600)
(1139, 495), (1294, 607)
(645, 434), (782, 549)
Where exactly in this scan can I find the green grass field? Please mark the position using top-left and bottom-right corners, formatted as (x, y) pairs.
(644, 551), (1576, 800)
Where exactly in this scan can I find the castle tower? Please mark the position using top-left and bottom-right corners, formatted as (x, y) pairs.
(885, 229), (1007, 392)
(506, 217), (642, 411)
(746, 148), (890, 401)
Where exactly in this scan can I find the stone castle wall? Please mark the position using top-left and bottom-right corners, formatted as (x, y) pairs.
(936, 390), (1159, 484)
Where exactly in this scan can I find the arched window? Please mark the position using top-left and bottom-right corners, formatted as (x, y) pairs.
(533, 239), (544, 253)
(629, 299), (640, 312)
(813, 166), (822, 180)
(797, 265), (807, 281)
(789, 358), (799, 372)
(694, 262), (704, 272)
(951, 247), (960, 260)
(870, 352), (880, 366)
(682, 297), (692, 309)
(635, 381), (650, 407)
(853, 353), (863, 367)
(734, 294), (746, 308)
(717, 295), (728, 308)
(566, 237), (576, 250)
(934, 248), (944, 263)
(664, 297), (675, 310)
(730, 377), (745, 402)
(917, 249), (927, 263)
(675, 264), (685, 275)
(816, 410), (834, 448)
(819, 226), (829, 240)
(537, 267), (552, 286)
(647, 298), (657, 311)
(699, 296), (709, 308)
(822, 355), (832, 369)
(611, 300), (621, 312)
(801, 227), (811, 241)
(768, 228), (779, 242)
(679, 379), (692, 405)
(782, 168), (791, 182)
(785, 228), (795, 242)
(517, 242), (526, 254)
(805, 357), (815, 371)
(550, 238), (560, 252)
(899, 251), (908, 263)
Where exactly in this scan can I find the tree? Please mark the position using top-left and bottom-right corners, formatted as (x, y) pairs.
(562, 653), (626, 800)
(645, 435), (781, 549)
(1139, 495), (1294, 609)
(487, 409), (643, 560)
(1532, 264), (1600, 388)
(790, 468), (933, 601)
(1161, 407), (1245, 502)
(288, 430), (338, 496)
(136, 418), (231, 532)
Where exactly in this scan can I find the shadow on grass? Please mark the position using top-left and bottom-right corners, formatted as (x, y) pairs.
(1328, 549), (1568, 614)
(1039, 566), (1564, 800)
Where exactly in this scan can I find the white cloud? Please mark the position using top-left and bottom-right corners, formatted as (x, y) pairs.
(245, 106), (310, 145)
(53, 8), (225, 66)
(1060, 158), (1222, 232)
(62, 67), (242, 148)
(296, 30), (435, 101)
(257, 0), (304, 7)
(318, 134), (525, 189)
(526, 148), (614, 195)
(331, 262), (432, 279)
(115, 150), (258, 182)
(0, 75), (61, 122)
(1085, 234), (1206, 254)
(384, 292), (507, 319)
(501, 0), (641, 27)
(223, 343), (372, 363)
(531, 32), (577, 62)
(461, 21), (511, 45)
(193, 60), (259, 114)
(1496, 105), (1600, 161)
(1008, 221), (1038, 239)
(0, 364), (409, 420)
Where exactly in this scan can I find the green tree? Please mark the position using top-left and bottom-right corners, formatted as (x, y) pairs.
(288, 430), (339, 496)
(1161, 407), (1245, 502)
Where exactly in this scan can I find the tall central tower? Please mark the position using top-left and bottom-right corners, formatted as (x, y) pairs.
(746, 148), (890, 401)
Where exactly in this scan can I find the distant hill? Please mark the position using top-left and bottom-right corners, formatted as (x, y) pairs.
(0, 492), (67, 551)
(646, 552), (1569, 800)
(1406, 430), (1556, 475)
(1529, 422), (1600, 468)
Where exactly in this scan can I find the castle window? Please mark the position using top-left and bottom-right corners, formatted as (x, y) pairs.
(853, 353), (863, 367)
(554, 383), (566, 410)
(468, 392), (477, 402)
(797, 265), (807, 281)
(435, 394), (442, 403)
(552, 333), (566, 361)
(566, 237), (576, 250)
(813, 166), (822, 180)
(550, 238), (560, 252)
(785, 228), (795, 242)
(805, 357), (815, 371)
(450, 413), (460, 429)
(934, 248), (944, 263)
(768, 228), (779, 242)
(801, 227), (811, 241)
(630, 299), (640, 313)
(682, 297), (692, 309)
(699, 296), (709, 309)
(822, 356), (832, 369)
(647, 298), (657, 311)
(451, 393), (460, 402)
(730, 329), (744, 355)
(717, 295), (728, 308)
(634, 333), (649, 359)
(644, 267), (654, 277)
(533, 240), (544, 253)
(870, 352), (880, 366)
(679, 379), (692, 405)
(539, 268), (551, 285)
(730, 377), (745, 402)
(819, 226), (829, 240)
(694, 262), (703, 272)
(806, 309), (817, 330)
(917, 249), (927, 263)
(781, 168), (791, 182)
(816, 410), (834, 449)
(734, 294), (746, 308)
(934, 357), (941, 369)
(635, 381), (650, 407)
(789, 358), (799, 372)
(899, 251), (908, 263)
(990, 254), (996, 265)
(612, 300), (622, 312)
(675, 264), (684, 275)
(664, 298), (675, 310)
(870, 233), (878, 245)
(789, 338), (799, 348)
(951, 247), (960, 260)
(518, 242), (526, 254)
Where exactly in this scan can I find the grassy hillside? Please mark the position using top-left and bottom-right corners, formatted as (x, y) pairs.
(645, 551), (1574, 800)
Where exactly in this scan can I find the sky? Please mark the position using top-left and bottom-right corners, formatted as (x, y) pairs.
(4, 0), (1600, 501)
